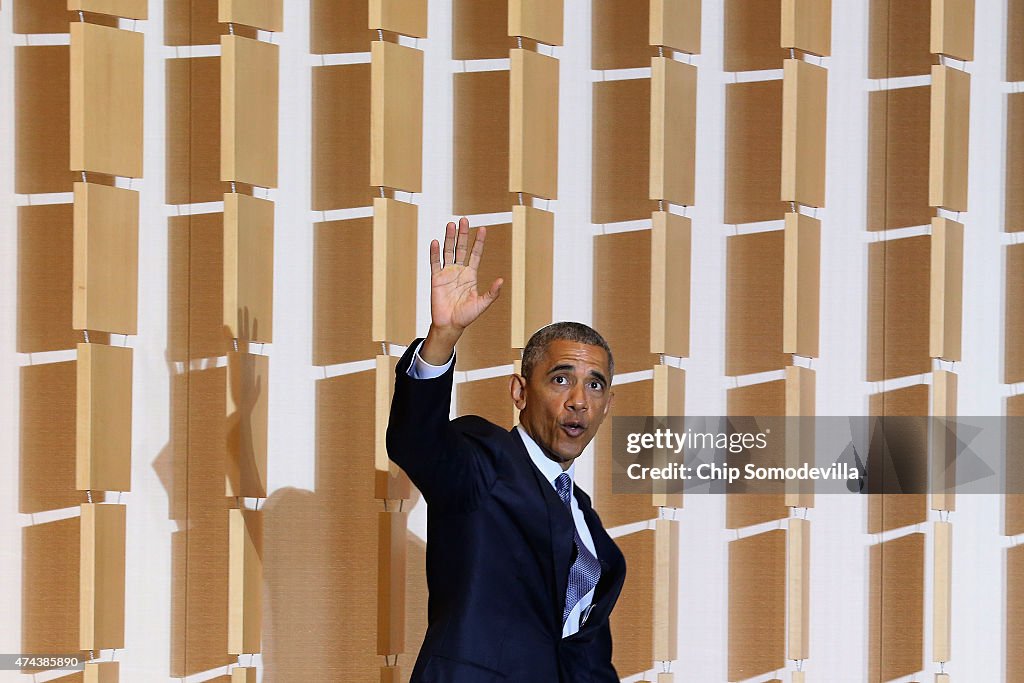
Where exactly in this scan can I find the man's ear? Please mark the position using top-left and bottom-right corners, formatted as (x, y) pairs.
(510, 374), (528, 411)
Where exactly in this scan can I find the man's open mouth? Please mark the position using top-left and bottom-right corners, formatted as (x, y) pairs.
(561, 422), (586, 437)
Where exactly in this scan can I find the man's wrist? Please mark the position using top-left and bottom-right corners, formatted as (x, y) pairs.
(420, 325), (462, 366)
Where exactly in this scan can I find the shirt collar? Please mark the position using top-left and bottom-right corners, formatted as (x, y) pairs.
(515, 425), (575, 491)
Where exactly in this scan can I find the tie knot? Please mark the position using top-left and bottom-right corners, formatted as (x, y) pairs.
(555, 473), (572, 507)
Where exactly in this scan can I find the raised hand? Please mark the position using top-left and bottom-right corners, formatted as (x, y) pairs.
(419, 217), (503, 365)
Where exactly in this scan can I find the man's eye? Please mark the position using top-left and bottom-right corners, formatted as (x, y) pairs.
(553, 376), (567, 384)
(589, 381), (604, 390)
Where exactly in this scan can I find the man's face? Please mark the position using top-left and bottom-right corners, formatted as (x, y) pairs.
(511, 340), (614, 469)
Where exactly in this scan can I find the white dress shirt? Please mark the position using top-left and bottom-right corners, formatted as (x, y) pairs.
(407, 341), (599, 637)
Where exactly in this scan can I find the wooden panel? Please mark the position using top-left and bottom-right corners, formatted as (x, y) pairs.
(231, 669), (256, 683)
(592, 0), (649, 69)
(370, 0), (427, 37)
(380, 665), (402, 683)
(15, 45), (74, 194)
(929, 65), (970, 212)
(1010, 545), (1024, 682)
(653, 519), (679, 661)
(456, 375), (516, 429)
(510, 49), (559, 200)
(23, 518), (85, 657)
(1009, 245), (1024, 383)
(727, 380), (789, 528)
(511, 206), (554, 348)
(169, 212), (229, 360)
(650, 0), (700, 54)
(651, 58), (696, 206)
(869, 0), (931, 78)
(594, 380), (656, 527)
(377, 510), (407, 654)
(1009, 396), (1024, 536)
(1012, 0), (1024, 81)
(931, 0), (974, 60)
(727, 231), (786, 376)
(931, 371), (957, 512)
(453, 0), (509, 60)
(783, 213), (820, 357)
(456, 223), (515, 371)
(782, 59), (827, 208)
(869, 533), (925, 682)
(933, 520), (952, 662)
(73, 183), (139, 335)
(868, 86), (931, 230)
(70, 23), (144, 177)
(80, 503), (126, 650)
(312, 64), (373, 211)
(593, 78), (655, 223)
(867, 236), (931, 381)
(868, 384), (929, 533)
(929, 218), (963, 360)
(84, 662), (119, 682)
(728, 529), (786, 680)
(781, 0), (832, 56)
(509, 0), (562, 45)
(165, 0), (257, 46)
(372, 198), (418, 344)
(228, 508), (263, 654)
(219, 0), (282, 31)
(1009, 94), (1024, 233)
(70, 0), (147, 19)
(310, 0), (372, 54)
(785, 366), (816, 508)
(610, 529), (655, 677)
(21, 362), (97, 513)
(226, 351), (269, 499)
(375, 356), (410, 499)
(652, 365), (685, 508)
(224, 193), (274, 343)
(725, 80), (786, 224)
(221, 36), (279, 188)
(787, 517), (810, 660)
(371, 41), (424, 192)
(724, 0), (784, 72)
(14, 0), (118, 33)
(651, 212), (691, 357)
(77, 343), (133, 492)
(313, 217), (378, 365)
(454, 70), (512, 215)
(166, 56), (223, 205)
(594, 231), (656, 375)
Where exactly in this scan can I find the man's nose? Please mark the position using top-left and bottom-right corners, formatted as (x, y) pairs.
(566, 385), (588, 411)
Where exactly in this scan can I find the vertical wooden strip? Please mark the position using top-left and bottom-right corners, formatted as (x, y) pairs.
(223, 193), (275, 343)
(728, 529), (786, 680)
(311, 0), (372, 54)
(653, 519), (679, 661)
(219, 0), (283, 31)
(77, 343), (133, 492)
(15, 45), (74, 194)
(725, 80), (785, 224)
(1008, 245), (1024, 383)
(650, 57), (696, 207)
(593, 78), (654, 223)
(73, 183), (140, 336)
(933, 520), (952, 662)
(1009, 545), (1024, 682)
(868, 533), (925, 682)
(930, 0), (974, 61)
(369, 0), (428, 38)
(80, 503), (126, 650)
(931, 370), (957, 512)
(376, 355), (410, 500)
(787, 517), (810, 660)
(652, 364), (685, 508)
(929, 218), (964, 361)
(71, 0), (148, 19)
(610, 529), (655, 677)
(511, 206), (554, 348)
(221, 36), (279, 188)
(781, 59), (827, 208)
(453, 0), (509, 60)
(372, 198), (419, 344)
(508, 0), (563, 45)
(453, 70), (512, 215)
(783, 213), (821, 357)
(510, 49), (559, 200)
(781, 0), (831, 56)
(371, 41), (424, 192)
(785, 366), (815, 508)
(867, 86), (932, 230)
(231, 668), (257, 683)
(312, 64), (373, 211)
(84, 661), (119, 682)
(228, 508), (263, 654)
(313, 217), (378, 365)
(1008, 93), (1024, 233)
(726, 230), (787, 376)
(867, 236), (932, 381)
(649, 0), (700, 54)
(377, 510), (408, 655)
(724, 0), (785, 71)
(929, 65), (970, 212)
(592, 0), (650, 69)
(225, 351), (269, 498)
(70, 23), (144, 178)
(650, 212), (691, 357)
(868, 0), (931, 78)
(594, 231), (656, 375)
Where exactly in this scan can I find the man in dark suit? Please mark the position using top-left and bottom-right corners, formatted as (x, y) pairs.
(387, 217), (626, 682)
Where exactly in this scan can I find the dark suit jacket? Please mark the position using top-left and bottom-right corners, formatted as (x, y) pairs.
(387, 339), (627, 682)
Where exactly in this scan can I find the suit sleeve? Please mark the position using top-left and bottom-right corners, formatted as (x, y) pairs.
(386, 338), (494, 511)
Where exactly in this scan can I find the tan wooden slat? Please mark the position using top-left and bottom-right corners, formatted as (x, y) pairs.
(225, 351), (269, 499)
(785, 366), (816, 508)
(456, 223), (515, 371)
(454, 70), (512, 215)
(1008, 245), (1024, 383)
(221, 36), (279, 188)
(650, 0), (700, 54)
(929, 65), (971, 212)
(70, 0), (147, 19)
(15, 45), (74, 194)
(228, 508), (263, 654)
(650, 212), (691, 357)
(313, 217), (378, 365)
(781, 0), (831, 56)
(727, 231), (787, 376)
(511, 206), (554, 348)
(651, 58), (696, 207)
(376, 355), (410, 500)
(510, 49), (559, 200)
(594, 380), (657, 528)
(223, 193), (274, 343)
(783, 213), (820, 358)
(15, 0), (117, 33)
(868, 533), (925, 682)
(509, 0), (563, 45)
(592, 0), (649, 69)
(593, 78), (655, 223)
(781, 59), (827, 208)
(312, 64), (373, 211)
(728, 529), (786, 680)
(371, 41), (424, 193)
(725, 80), (786, 224)
(724, 0), (785, 71)
(653, 519), (679, 661)
(377, 510), (408, 654)
(311, 0), (372, 54)
(652, 364), (685, 508)
(219, 0), (283, 31)
(868, 385), (929, 533)
(1008, 94), (1024, 233)
(594, 230), (656, 375)
(868, 0), (931, 78)
(1009, 544), (1024, 681)
(84, 661), (119, 682)
(610, 529), (655, 677)
(372, 198), (418, 344)
(930, 370), (957, 512)
(929, 218), (964, 361)
(369, 0), (427, 37)
(166, 56), (223, 205)
(867, 86), (931, 230)
(80, 503), (126, 650)
(787, 517), (810, 660)
(77, 343), (133, 492)
(933, 520), (952, 662)
(727, 379), (789, 528)
(231, 668), (256, 683)
(453, 0), (509, 60)
(867, 236), (931, 381)
(930, 0), (974, 60)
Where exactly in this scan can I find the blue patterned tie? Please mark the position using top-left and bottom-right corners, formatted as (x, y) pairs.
(555, 473), (602, 626)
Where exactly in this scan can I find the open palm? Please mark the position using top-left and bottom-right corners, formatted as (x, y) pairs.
(430, 217), (504, 333)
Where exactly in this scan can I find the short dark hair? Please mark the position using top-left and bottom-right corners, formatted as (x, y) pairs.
(521, 322), (614, 380)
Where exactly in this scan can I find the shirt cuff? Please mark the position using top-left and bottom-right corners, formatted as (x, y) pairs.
(407, 339), (455, 379)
